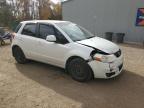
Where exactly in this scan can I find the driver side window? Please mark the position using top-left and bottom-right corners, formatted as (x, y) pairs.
(39, 24), (55, 39)
(38, 23), (69, 44)
(54, 28), (69, 44)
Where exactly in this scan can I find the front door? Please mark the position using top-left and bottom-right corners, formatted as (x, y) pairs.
(36, 23), (70, 67)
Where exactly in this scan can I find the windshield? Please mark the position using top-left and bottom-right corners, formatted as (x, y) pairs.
(56, 22), (94, 41)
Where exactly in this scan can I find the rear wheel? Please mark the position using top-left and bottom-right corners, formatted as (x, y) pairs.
(13, 47), (28, 64)
(67, 58), (93, 82)
(1, 40), (5, 45)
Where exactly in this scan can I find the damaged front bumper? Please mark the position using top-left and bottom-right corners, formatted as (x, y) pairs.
(88, 54), (123, 79)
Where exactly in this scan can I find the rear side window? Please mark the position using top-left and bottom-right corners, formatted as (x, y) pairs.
(21, 23), (36, 37)
(14, 23), (22, 33)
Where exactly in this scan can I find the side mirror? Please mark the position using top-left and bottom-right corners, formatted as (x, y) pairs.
(46, 35), (56, 42)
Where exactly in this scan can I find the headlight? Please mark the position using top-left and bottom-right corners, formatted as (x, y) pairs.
(93, 54), (115, 63)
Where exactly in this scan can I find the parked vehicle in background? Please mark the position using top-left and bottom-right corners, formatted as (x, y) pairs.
(0, 27), (12, 45)
(11, 20), (123, 82)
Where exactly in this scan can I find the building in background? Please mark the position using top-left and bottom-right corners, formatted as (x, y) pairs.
(62, 0), (144, 43)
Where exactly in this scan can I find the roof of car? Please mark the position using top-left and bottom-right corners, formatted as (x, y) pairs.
(21, 20), (69, 24)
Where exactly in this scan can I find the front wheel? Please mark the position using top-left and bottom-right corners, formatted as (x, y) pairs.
(67, 58), (93, 82)
(13, 47), (28, 64)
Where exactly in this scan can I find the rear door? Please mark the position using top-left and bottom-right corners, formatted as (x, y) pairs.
(19, 23), (40, 60)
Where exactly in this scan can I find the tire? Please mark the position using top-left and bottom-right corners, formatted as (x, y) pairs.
(13, 47), (28, 64)
(67, 58), (93, 82)
(1, 40), (5, 45)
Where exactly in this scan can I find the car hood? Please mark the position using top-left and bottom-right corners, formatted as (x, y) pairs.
(77, 37), (119, 54)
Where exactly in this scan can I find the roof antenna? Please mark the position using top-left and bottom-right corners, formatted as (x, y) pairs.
(93, 16), (97, 36)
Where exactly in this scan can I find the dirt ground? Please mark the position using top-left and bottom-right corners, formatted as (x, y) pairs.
(0, 42), (144, 108)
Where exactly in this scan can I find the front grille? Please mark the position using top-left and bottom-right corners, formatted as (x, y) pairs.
(114, 49), (121, 57)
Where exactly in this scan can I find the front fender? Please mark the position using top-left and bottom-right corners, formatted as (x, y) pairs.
(63, 48), (93, 68)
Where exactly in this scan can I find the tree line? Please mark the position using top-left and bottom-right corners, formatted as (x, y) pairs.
(0, 0), (62, 30)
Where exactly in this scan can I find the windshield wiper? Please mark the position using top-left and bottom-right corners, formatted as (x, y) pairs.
(75, 39), (82, 42)
(87, 36), (95, 39)
(75, 36), (95, 42)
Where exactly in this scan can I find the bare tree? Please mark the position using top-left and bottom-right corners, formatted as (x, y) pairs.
(1, 0), (62, 28)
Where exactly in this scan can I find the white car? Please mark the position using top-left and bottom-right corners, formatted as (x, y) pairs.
(12, 20), (123, 82)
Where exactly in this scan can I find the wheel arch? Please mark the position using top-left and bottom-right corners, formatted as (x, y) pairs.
(65, 56), (84, 70)
(12, 45), (22, 57)
(65, 56), (94, 79)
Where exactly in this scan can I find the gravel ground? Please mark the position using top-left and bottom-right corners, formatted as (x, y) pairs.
(0, 42), (144, 108)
